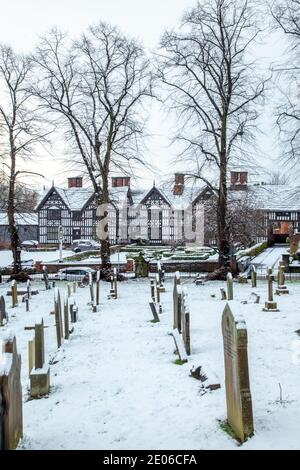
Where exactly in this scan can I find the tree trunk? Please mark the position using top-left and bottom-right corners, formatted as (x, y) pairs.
(100, 172), (111, 269)
(7, 144), (21, 274)
(218, 117), (230, 268)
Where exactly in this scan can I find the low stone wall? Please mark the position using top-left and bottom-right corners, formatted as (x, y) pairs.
(149, 260), (218, 274)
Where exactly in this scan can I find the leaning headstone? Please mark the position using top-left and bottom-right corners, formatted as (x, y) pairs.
(0, 296), (7, 326)
(30, 318), (51, 398)
(222, 304), (254, 443)
(11, 280), (18, 308)
(263, 268), (279, 312)
(0, 336), (23, 450)
(181, 288), (191, 356)
(276, 263), (289, 295)
(149, 300), (160, 323)
(227, 273), (233, 301)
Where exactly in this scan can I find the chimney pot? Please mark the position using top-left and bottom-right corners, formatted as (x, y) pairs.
(68, 177), (83, 188)
(111, 176), (131, 188)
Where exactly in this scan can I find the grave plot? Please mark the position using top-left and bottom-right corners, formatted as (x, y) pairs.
(1, 277), (300, 450)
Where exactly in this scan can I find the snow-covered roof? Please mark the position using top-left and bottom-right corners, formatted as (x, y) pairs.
(230, 185), (300, 211)
(0, 212), (38, 226)
(55, 187), (95, 211)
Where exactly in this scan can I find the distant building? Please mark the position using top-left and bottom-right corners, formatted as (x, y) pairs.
(0, 212), (38, 249)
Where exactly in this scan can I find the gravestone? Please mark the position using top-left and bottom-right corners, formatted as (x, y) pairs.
(96, 271), (100, 306)
(149, 300), (160, 323)
(222, 304), (254, 443)
(69, 297), (78, 323)
(0, 336), (23, 450)
(0, 296), (7, 326)
(11, 280), (18, 308)
(30, 318), (51, 398)
(263, 268), (279, 312)
(220, 288), (227, 301)
(43, 266), (51, 290)
(150, 280), (156, 302)
(89, 273), (95, 304)
(276, 263), (289, 295)
(181, 288), (191, 356)
(54, 288), (63, 348)
(173, 274), (182, 332)
(26, 280), (32, 299)
(113, 268), (118, 299)
(251, 267), (257, 289)
(64, 292), (70, 340)
(227, 273), (233, 301)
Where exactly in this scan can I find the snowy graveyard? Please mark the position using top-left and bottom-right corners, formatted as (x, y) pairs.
(1, 274), (300, 450)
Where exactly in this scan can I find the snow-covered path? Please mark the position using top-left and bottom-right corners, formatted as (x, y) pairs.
(252, 245), (287, 270)
(2, 277), (300, 450)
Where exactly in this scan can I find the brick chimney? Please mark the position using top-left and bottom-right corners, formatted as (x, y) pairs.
(173, 173), (185, 196)
(111, 176), (131, 188)
(68, 177), (83, 188)
(230, 171), (248, 190)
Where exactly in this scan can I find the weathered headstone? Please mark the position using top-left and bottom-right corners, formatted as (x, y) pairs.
(276, 263), (289, 295)
(30, 318), (51, 398)
(11, 280), (18, 308)
(96, 270), (100, 306)
(173, 273), (182, 332)
(89, 273), (95, 304)
(149, 300), (160, 323)
(113, 268), (118, 299)
(227, 273), (233, 301)
(54, 288), (63, 348)
(69, 297), (78, 323)
(150, 280), (156, 302)
(251, 267), (257, 289)
(22, 293), (29, 312)
(263, 268), (279, 312)
(43, 265), (51, 290)
(0, 336), (23, 450)
(222, 304), (254, 443)
(64, 292), (70, 340)
(0, 296), (7, 326)
(26, 280), (32, 299)
(181, 288), (191, 356)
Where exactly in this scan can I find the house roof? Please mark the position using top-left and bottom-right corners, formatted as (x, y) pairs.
(230, 185), (300, 212)
(0, 212), (38, 226)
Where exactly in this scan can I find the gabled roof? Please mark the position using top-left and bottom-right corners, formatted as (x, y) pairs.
(229, 185), (300, 211)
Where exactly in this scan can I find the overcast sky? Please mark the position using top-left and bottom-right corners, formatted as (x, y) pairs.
(0, 0), (288, 189)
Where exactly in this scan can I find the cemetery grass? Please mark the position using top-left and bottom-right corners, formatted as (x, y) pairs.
(1, 279), (300, 449)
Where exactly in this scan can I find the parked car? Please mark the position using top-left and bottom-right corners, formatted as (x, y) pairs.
(72, 240), (101, 253)
(21, 240), (39, 250)
(56, 267), (97, 281)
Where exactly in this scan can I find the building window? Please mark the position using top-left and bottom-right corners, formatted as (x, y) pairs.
(47, 209), (61, 221)
(72, 211), (82, 221)
(47, 226), (59, 242)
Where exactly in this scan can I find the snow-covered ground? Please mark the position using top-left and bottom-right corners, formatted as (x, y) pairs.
(1, 276), (300, 450)
(0, 249), (74, 268)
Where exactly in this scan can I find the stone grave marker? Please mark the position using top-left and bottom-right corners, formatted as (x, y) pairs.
(30, 318), (50, 398)
(11, 280), (18, 308)
(227, 273), (233, 301)
(96, 270), (100, 306)
(0, 336), (23, 450)
(43, 265), (51, 290)
(222, 304), (254, 443)
(0, 296), (7, 326)
(276, 262), (289, 295)
(173, 274), (182, 332)
(221, 288), (227, 301)
(54, 288), (63, 348)
(89, 273), (94, 304)
(113, 268), (118, 299)
(181, 288), (191, 355)
(149, 299), (160, 323)
(251, 266), (257, 289)
(64, 292), (70, 340)
(150, 280), (156, 302)
(263, 268), (279, 312)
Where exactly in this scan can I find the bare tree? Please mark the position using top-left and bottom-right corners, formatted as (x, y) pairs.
(158, 0), (266, 269)
(0, 170), (39, 211)
(32, 23), (154, 267)
(0, 45), (46, 275)
(270, 0), (300, 162)
(268, 170), (290, 185)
